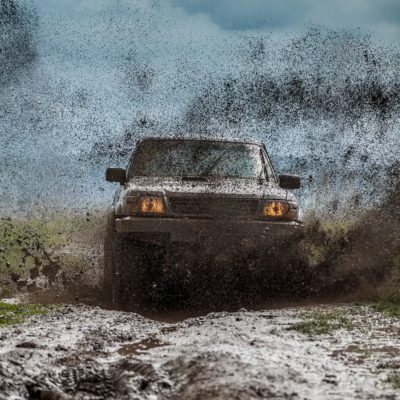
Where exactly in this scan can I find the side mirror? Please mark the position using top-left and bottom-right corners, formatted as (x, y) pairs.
(106, 168), (126, 184)
(279, 174), (301, 190)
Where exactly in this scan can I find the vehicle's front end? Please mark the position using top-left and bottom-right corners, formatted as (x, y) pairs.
(111, 178), (303, 247)
(104, 138), (305, 308)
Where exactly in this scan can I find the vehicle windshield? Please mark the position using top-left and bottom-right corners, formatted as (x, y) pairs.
(129, 140), (265, 179)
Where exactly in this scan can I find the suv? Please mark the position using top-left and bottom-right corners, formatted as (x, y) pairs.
(104, 137), (303, 308)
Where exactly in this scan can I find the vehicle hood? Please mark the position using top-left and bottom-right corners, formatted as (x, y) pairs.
(122, 177), (295, 201)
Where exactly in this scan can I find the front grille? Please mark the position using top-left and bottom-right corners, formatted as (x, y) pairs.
(168, 196), (259, 217)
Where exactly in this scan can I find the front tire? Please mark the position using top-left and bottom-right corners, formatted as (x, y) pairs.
(112, 235), (166, 310)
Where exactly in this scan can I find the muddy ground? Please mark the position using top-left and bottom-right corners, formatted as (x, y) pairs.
(1, 208), (400, 399)
(1, 302), (400, 399)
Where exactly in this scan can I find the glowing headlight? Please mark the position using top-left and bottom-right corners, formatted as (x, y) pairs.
(138, 196), (165, 214)
(263, 200), (290, 218)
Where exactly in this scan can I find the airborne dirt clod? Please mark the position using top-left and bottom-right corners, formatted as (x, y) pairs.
(1, 304), (400, 399)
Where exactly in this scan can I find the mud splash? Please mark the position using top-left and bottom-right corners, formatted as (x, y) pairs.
(1, 7), (399, 212)
(0, 212), (105, 302)
(0, 4), (399, 312)
(1, 184), (399, 312)
(0, 0), (37, 85)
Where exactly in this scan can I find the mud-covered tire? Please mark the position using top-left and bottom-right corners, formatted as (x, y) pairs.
(114, 236), (145, 310)
(113, 236), (166, 311)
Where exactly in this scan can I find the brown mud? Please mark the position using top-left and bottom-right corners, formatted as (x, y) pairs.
(1, 303), (400, 399)
(1, 193), (399, 399)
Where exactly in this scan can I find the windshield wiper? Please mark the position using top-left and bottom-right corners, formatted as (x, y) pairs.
(198, 151), (228, 177)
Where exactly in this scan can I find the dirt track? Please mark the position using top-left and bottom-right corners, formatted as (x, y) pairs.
(1, 303), (400, 399)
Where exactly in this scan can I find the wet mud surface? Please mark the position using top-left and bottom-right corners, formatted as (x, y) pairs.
(1, 303), (400, 399)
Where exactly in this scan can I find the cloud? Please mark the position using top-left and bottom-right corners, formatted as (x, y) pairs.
(376, 0), (400, 24)
(175, 0), (311, 30)
(175, 0), (400, 41)
(3, 0), (400, 210)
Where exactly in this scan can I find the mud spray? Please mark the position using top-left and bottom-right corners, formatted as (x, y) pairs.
(0, 0), (400, 311)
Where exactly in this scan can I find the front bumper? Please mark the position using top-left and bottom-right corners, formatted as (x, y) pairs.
(114, 216), (303, 243)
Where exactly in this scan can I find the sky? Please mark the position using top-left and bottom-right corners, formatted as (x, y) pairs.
(177, 0), (400, 42)
(38, 0), (400, 43)
(1, 0), (399, 212)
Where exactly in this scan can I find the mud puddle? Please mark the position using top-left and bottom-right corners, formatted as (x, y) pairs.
(118, 338), (168, 356)
(1, 303), (400, 399)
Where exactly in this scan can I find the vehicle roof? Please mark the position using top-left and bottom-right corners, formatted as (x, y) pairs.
(136, 136), (263, 147)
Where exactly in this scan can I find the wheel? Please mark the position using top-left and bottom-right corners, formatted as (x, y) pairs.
(113, 235), (166, 311)
(114, 236), (145, 310)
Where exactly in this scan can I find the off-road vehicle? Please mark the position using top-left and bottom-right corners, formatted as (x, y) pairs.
(104, 137), (303, 308)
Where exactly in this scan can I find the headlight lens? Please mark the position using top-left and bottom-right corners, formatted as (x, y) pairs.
(138, 196), (166, 214)
(263, 200), (290, 218)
